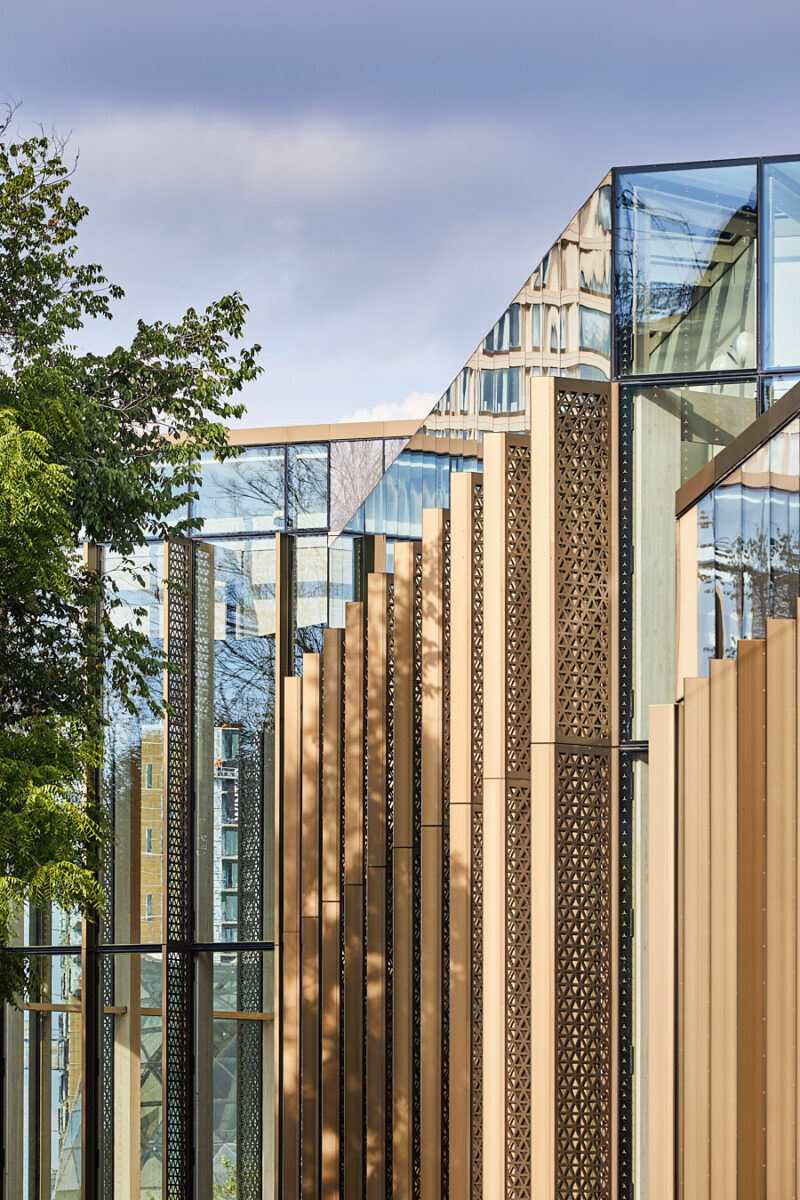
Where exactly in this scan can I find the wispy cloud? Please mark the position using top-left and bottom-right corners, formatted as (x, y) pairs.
(338, 391), (438, 425)
(73, 110), (518, 212)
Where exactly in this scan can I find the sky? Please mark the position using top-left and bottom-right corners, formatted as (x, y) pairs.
(3, 0), (800, 428)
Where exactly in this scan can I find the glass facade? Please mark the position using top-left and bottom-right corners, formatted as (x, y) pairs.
(615, 164), (758, 378)
(10, 153), (800, 1200)
(763, 160), (800, 370)
(421, 175), (612, 440)
(6, 421), (484, 1198)
(694, 414), (800, 673)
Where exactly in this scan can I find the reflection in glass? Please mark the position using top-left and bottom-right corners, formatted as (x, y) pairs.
(287, 444), (328, 530)
(329, 535), (358, 630)
(94, 952), (163, 1198)
(624, 380), (757, 738)
(579, 306), (611, 356)
(103, 545), (166, 946)
(206, 952), (275, 1197)
(483, 303), (521, 353)
(764, 160), (800, 369)
(294, 535), (328, 633)
(615, 165), (757, 377)
(329, 440), (385, 535)
(478, 367), (522, 413)
(19, 955), (83, 1199)
(763, 374), (800, 409)
(696, 416), (800, 675)
(193, 447), (286, 534)
(203, 541), (276, 944)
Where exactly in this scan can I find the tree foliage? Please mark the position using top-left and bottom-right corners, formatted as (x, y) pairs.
(0, 109), (261, 1002)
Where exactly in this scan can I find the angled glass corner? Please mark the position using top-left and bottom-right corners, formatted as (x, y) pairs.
(615, 164), (758, 378)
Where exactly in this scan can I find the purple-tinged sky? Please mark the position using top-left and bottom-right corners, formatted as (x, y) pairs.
(3, 0), (799, 427)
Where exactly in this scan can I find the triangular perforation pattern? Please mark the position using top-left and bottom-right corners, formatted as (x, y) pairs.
(554, 391), (611, 742)
(555, 750), (612, 1199)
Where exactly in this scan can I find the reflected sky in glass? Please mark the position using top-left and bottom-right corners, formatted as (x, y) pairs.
(615, 165), (757, 377)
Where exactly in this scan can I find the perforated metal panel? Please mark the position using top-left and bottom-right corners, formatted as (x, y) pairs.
(617, 754), (634, 1200)
(441, 518), (451, 1198)
(555, 750), (612, 1200)
(412, 549), (423, 1200)
(504, 443), (533, 1199)
(386, 581), (395, 1185)
(505, 444), (533, 780)
(471, 481), (484, 1200)
(238, 734), (264, 1200)
(163, 540), (194, 1200)
(554, 389), (612, 743)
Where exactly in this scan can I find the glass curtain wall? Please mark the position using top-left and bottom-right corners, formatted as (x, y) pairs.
(4, 426), (485, 1198)
(615, 164), (758, 378)
(763, 160), (800, 372)
(694, 414), (800, 674)
(620, 380), (757, 738)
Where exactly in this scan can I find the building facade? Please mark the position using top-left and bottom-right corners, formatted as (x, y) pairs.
(4, 154), (800, 1199)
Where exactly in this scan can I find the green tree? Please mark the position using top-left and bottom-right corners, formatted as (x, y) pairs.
(0, 109), (261, 1003)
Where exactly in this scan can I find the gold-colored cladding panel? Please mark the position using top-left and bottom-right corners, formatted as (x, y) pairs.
(275, 530), (293, 1184)
(680, 676), (711, 1197)
(366, 572), (389, 1198)
(302, 654), (322, 920)
(647, 706), (676, 1200)
(766, 619), (797, 1195)
(482, 432), (534, 1199)
(737, 639), (766, 1197)
(282, 675), (303, 1199)
(529, 384), (556, 1200)
(392, 540), (419, 1199)
(530, 378), (556, 746)
(421, 507), (446, 1200)
(797, 603), (800, 1200)
(344, 601), (366, 1198)
(321, 628), (343, 1199)
(448, 471), (480, 1200)
(481, 434), (508, 1199)
(302, 654), (322, 1197)
(708, 658), (737, 1200)
(530, 743), (556, 1200)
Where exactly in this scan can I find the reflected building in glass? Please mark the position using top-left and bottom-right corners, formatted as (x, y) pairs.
(7, 154), (800, 1200)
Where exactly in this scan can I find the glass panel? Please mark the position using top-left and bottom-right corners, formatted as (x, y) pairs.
(329, 439), (384, 535)
(18, 955), (82, 1200)
(196, 541), (277, 944)
(103, 545), (166, 946)
(287, 444), (328, 530)
(329, 535), (358, 629)
(530, 304), (541, 350)
(615, 165), (757, 377)
(625, 380), (757, 739)
(459, 369), (470, 414)
(480, 370), (494, 413)
(762, 373), (800, 409)
(294, 535), (328, 668)
(769, 421), (800, 620)
(579, 306), (611, 357)
(93, 952), (163, 1198)
(764, 160), (800, 369)
(698, 416), (800, 676)
(201, 952), (275, 1197)
(192, 447), (286, 535)
(696, 492), (717, 670)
